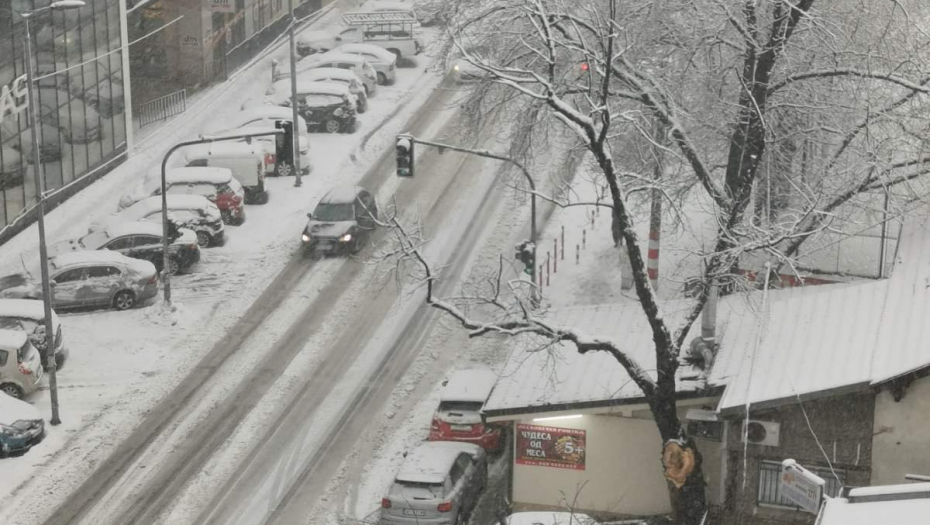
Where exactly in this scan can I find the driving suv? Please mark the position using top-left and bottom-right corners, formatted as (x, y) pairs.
(301, 186), (378, 255)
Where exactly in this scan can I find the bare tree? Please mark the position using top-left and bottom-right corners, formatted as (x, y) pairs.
(382, 0), (930, 522)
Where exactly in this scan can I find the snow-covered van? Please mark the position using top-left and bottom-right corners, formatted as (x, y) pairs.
(297, 12), (422, 59)
(180, 143), (270, 204)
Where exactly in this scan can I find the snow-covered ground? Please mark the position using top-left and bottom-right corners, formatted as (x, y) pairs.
(0, 2), (454, 521)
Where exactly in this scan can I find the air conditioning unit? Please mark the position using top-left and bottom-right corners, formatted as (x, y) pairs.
(743, 420), (780, 447)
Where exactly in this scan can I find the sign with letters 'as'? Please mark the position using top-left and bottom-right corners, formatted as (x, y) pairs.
(515, 424), (586, 470)
(208, 0), (235, 14)
(0, 75), (29, 126)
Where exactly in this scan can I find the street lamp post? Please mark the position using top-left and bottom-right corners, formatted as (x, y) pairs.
(20, 0), (87, 426)
(159, 131), (283, 304)
(288, 0), (302, 187)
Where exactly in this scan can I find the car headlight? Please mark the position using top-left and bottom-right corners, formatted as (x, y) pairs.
(339, 233), (352, 243)
(334, 107), (344, 117)
(302, 233), (311, 242)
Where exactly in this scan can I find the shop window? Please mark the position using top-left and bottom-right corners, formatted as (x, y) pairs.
(757, 460), (845, 509)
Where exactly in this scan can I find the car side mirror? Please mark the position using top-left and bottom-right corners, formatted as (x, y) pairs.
(306, 212), (313, 219)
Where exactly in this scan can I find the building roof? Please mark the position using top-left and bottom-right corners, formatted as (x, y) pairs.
(440, 368), (497, 403)
(483, 300), (711, 416)
(816, 483), (930, 525)
(396, 441), (480, 484)
(0, 328), (28, 350)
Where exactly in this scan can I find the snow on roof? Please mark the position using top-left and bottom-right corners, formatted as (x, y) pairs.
(335, 43), (397, 63)
(295, 68), (361, 82)
(396, 441), (480, 484)
(817, 483), (930, 525)
(50, 250), (156, 276)
(105, 220), (164, 239)
(716, 281), (887, 413)
(0, 328), (27, 350)
(310, 51), (370, 66)
(505, 512), (596, 525)
(165, 167), (233, 186)
(483, 300), (708, 415)
(441, 368), (498, 403)
(182, 142), (264, 159)
(320, 185), (361, 204)
(127, 195), (216, 217)
(295, 80), (352, 96)
(869, 217), (930, 384)
(0, 299), (61, 327)
(0, 390), (42, 424)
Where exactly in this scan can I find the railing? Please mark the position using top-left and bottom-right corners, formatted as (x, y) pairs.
(138, 89), (187, 128)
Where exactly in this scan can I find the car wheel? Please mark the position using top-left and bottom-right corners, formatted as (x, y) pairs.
(377, 72), (387, 85)
(357, 99), (368, 114)
(55, 351), (66, 371)
(1, 383), (25, 399)
(324, 119), (341, 133)
(167, 258), (181, 276)
(258, 191), (270, 205)
(221, 209), (234, 224)
(112, 290), (136, 311)
(196, 231), (211, 247)
(275, 161), (293, 177)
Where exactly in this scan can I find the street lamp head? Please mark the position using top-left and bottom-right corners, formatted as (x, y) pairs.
(50, 1), (86, 10)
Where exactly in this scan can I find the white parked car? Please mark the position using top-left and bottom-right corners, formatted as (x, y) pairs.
(119, 167), (246, 225)
(299, 51), (378, 97)
(91, 195), (226, 248)
(0, 330), (43, 400)
(380, 441), (487, 525)
(0, 299), (68, 371)
(333, 43), (398, 85)
(270, 71), (368, 113)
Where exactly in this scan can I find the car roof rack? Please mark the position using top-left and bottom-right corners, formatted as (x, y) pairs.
(342, 12), (418, 25)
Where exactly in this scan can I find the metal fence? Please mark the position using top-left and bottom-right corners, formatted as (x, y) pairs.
(138, 89), (187, 128)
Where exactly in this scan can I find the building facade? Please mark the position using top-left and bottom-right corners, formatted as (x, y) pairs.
(0, 0), (131, 238)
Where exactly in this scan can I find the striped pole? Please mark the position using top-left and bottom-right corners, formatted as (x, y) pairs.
(647, 187), (661, 290)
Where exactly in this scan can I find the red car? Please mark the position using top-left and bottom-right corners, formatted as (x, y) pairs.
(163, 167), (246, 225)
(428, 368), (502, 452)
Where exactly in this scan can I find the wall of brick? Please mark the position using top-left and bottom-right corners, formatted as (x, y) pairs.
(716, 392), (874, 525)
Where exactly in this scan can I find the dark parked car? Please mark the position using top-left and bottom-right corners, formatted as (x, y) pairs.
(0, 392), (45, 457)
(294, 86), (358, 134)
(49, 221), (201, 275)
(302, 186), (378, 256)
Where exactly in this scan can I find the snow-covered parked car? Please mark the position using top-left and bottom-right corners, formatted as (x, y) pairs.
(91, 195), (226, 248)
(333, 43), (398, 85)
(380, 441), (487, 525)
(200, 107), (313, 177)
(428, 368), (502, 452)
(269, 69), (369, 113)
(496, 512), (597, 525)
(0, 387), (45, 454)
(180, 143), (271, 205)
(285, 83), (359, 134)
(302, 185), (378, 256)
(299, 51), (378, 97)
(0, 299), (68, 371)
(0, 330), (43, 399)
(0, 251), (159, 311)
(120, 168), (247, 225)
(49, 221), (201, 275)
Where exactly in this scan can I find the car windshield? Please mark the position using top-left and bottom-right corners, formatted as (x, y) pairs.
(303, 94), (343, 107)
(394, 480), (444, 499)
(313, 203), (355, 222)
(438, 401), (484, 414)
(78, 230), (110, 250)
(0, 274), (29, 291)
(168, 183), (216, 197)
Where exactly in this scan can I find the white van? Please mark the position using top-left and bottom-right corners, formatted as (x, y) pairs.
(181, 143), (270, 204)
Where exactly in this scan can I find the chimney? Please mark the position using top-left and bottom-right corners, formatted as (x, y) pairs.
(701, 284), (718, 345)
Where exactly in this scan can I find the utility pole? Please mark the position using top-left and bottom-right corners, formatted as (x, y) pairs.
(289, 0), (302, 187)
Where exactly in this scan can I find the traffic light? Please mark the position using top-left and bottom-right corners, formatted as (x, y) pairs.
(515, 240), (535, 275)
(580, 62), (589, 72)
(396, 134), (414, 178)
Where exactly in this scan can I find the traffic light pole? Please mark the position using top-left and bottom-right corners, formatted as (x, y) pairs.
(397, 136), (537, 302)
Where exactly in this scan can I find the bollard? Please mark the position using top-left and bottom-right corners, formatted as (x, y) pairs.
(539, 265), (544, 287)
(546, 252), (551, 287)
(576, 244), (580, 265)
(553, 239), (558, 273)
(561, 226), (565, 260)
(583, 229), (587, 249)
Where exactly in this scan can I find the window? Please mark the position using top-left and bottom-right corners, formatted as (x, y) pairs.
(134, 235), (161, 247)
(106, 237), (134, 250)
(449, 461), (465, 486)
(758, 460), (845, 509)
(86, 266), (121, 278)
(0, 349), (7, 367)
(54, 268), (86, 283)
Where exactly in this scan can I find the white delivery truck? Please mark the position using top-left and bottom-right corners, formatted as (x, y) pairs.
(181, 143), (270, 205)
(297, 12), (422, 60)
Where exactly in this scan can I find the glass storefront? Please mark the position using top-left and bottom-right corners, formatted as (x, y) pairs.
(0, 0), (127, 230)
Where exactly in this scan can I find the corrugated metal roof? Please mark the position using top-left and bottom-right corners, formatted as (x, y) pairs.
(483, 300), (709, 414)
(870, 218), (930, 383)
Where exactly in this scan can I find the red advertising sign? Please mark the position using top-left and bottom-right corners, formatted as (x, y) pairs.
(515, 424), (586, 470)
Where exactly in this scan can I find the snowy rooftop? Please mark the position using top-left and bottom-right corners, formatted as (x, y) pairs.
(320, 185), (361, 204)
(0, 298), (61, 326)
(124, 195), (217, 219)
(50, 250), (156, 275)
(310, 51), (371, 66)
(336, 43), (396, 62)
(395, 441), (480, 484)
(181, 142), (264, 159)
(440, 368), (497, 403)
(295, 68), (361, 83)
(717, 215), (930, 413)
(0, 328), (27, 350)
(817, 483), (930, 525)
(483, 300), (712, 415)
(105, 220), (165, 239)
(165, 167), (233, 186)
